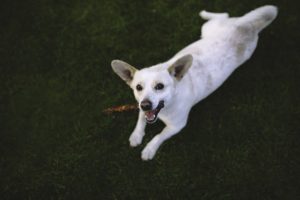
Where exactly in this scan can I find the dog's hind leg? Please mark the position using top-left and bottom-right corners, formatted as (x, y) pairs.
(199, 10), (229, 20)
(236, 5), (278, 32)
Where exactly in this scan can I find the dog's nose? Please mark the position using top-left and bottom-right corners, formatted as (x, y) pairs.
(140, 99), (152, 111)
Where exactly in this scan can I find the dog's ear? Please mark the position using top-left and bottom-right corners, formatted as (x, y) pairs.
(111, 60), (137, 85)
(168, 54), (193, 81)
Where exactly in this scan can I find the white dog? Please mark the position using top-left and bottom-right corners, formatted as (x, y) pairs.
(111, 5), (278, 160)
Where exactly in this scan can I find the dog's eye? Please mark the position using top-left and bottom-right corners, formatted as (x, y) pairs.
(136, 84), (143, 91)
(155, 83), (164, 90)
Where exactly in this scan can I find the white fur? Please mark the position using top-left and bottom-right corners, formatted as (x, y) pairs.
(112, 5), (278, 160)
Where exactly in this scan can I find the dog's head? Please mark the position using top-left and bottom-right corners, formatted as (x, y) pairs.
(111, 54), (193, 124)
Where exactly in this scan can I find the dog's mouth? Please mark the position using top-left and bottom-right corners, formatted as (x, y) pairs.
(144, 101), (164, 124)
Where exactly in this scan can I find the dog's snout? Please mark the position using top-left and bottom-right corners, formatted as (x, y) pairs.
(140, 99), (152, 111)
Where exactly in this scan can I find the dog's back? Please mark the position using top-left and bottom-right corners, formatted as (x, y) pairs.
(170, 5), (278, 103)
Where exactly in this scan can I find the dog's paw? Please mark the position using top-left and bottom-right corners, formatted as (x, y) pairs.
(141, 145), (157, 161)
(129, 132), (143, 147)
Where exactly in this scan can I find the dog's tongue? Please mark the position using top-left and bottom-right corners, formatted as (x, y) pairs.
(145, 110), (156, 121)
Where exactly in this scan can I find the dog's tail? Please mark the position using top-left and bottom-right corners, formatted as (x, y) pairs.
(237, 5), (278, 32)
(199, 10), (229, 20)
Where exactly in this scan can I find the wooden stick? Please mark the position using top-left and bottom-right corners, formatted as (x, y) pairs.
(103, 104), (138, 114)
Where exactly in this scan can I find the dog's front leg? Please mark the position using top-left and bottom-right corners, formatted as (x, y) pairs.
(141, 122), (186, 161)
(129, 111), (146, 147)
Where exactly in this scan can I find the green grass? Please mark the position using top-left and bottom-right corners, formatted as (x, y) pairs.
(1, 0), (299, 199)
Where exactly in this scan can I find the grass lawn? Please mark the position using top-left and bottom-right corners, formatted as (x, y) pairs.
(0, 0), (299, 199)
